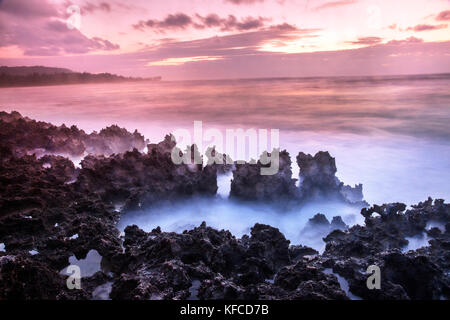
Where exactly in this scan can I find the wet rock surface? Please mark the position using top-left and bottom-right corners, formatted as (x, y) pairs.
(297, 151), (365, 205)
(0, 111), (449, 300)
(75, 136), (218, 211)
(229, 149), (366, 207)
(322, 198), (450, 299)
(109, 223), (348, 300)
(0, 111), (146, 157)
(230, 150), (298, 201)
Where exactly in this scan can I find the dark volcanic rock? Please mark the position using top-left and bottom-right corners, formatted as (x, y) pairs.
(109, 222), (349, 300)
(289, 245), (319, 262)
(0, 111), (146, 157)
(230, 150), (298, 201)
(0, 254), (63, 299)
(205, 147), (233, 174)
(322, 199), (450, 300)
(308, 213), (330, 227)
(297, 151), (340, 198)
(274, 260), (348, 300)
(75, 136), (218, 209)
(299, 214), (348, 251)
(243, 224), (291, 280)
(330, 216), (347, 231)
(297, 151), (365, 204)
(1, 111), (449, 301)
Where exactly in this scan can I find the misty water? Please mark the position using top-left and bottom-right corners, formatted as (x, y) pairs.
(1, 74), (449, 249)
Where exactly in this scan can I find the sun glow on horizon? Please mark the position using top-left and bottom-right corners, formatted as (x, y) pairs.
(146, 56), (224, 66)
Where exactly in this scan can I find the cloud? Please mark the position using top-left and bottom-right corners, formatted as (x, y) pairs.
(388, 24), (397, 30)
(82, 2), (111, 14)
(0, 0), (58, 18)
(407, 24), (447, 32)
(270, 23), (299, 31)
(91, 37), (120, 51)
(196, 14), (268, 31)
(138, 25), (314, 64)
(1, 34), (448, 81)
(134, 13), (193, 31)
(313, 0), (357, 11)
(134, 13), (269, 32)
(147, 56), (224, 66)
(129, 36), (450, 81)
(0, 18), (120, 56)
(436, 10), (450, 21)
(347, 36), (383, 45)
(224, 0), (264, 4)
(386, 36), (423, 45)
(0, 0), (120, 56)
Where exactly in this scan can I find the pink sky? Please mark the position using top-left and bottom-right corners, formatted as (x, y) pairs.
(0, 0), (449, 79)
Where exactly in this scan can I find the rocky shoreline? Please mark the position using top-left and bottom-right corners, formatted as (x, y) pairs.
(0, 111), (448, 300)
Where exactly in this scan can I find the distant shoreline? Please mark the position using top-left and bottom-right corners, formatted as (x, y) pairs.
(0, 66), (161, 88)
(0, 77), (162, 88)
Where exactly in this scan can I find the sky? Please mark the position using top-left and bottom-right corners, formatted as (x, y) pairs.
(0, 0), (449, 80)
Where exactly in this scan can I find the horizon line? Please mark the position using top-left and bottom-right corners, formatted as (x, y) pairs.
(1, 65), (450, 83)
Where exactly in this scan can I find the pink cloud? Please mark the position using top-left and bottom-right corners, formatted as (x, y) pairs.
(0, 17), (120, 56)
(407, 24), (447, 32)
(224, 0), (264, 4)
(347, 37), (383, 45)
(388, 24), (397, 30)
(82, 2), (112, 14)
(0, 0), (449, 80)
(313, 0), (357, 11)
(436, 10), (450, 21)
(1, 36), (448, 80)
(134, 13), (269, 32)
(386, 36), (423, 45)
(0, 0), (58, 17)
(134, 13), (193, 31)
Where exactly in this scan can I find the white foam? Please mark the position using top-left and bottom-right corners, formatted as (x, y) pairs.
(323, 268), (362, 300)
(114, 204), (124, 213)
(217, 172), (233, 198)
(118, 197), (363, 252)
(68, 234), (79, 240)
(92, 281), (113, 300)
(60, 249), (103, 278)
(187, 280), (201, 300)
(402, 232), (431, 252)
(0, 243), (5, 252)
(426, 221), (446, 233)
(64, 178), (77, 185)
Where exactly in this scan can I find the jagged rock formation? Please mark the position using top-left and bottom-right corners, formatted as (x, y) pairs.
(297, 151), (364, 204)
(0, 111), (146, 157)
(205, 147), (233, 174)
(75, 136), (218, 210)
(1, 145), (449, 300)
(230, 150), (298, 201)
(109, 223), (347, 300)
(305, 214), (348, 232)
(229, 149), (365, 205)
(322, 197), (450, 299)
(0, 112), (449, 300)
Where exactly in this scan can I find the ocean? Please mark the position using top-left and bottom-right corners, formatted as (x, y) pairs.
(1, 74), (449, 246)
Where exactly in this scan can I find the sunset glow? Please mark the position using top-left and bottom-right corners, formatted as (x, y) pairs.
(1, 0), (450, 305)
(0, 0), (449, 79)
